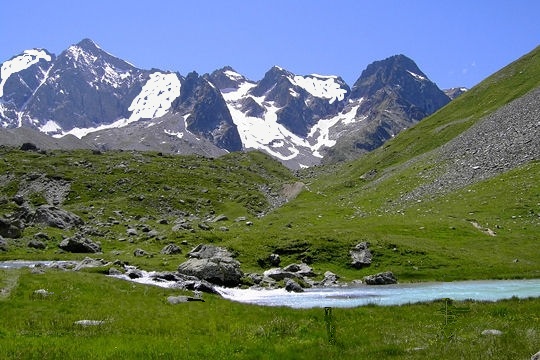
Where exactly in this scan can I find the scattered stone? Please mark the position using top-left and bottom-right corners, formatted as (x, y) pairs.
(108, 267), (123, 276)
(235, 216), (247, 222)
(320, 271), (340, 286)
(210, 214), (228, 222)
(198, 222), (212, 231)
(247, 273), (263, 284)
(350, 242), (372, 269)
(160, 243), (182, 255)
(13, 194), (25, 205)
(74, 257), (109, 271)
(268, 253), (281, 266)
(0, 236), (8, 251)
(263, 268), (299, 281)
(126, 268), (143, 279)
(285, 279), (304, 293)
(481, 329), (503, 336)
(167, 295), (205, 304)
(531, 350), (540, 360)
(58, 234), (101, 253)
(34, 232), (50, 240)
(363, 271), (397, 285)
(133, 248), (149, 257)
(33, 289), (53, 297)
(126, 228), (138, 236)
(283, 263), (315, 277)
(74, 320), (106, 326)
(27, 239), (46, 250)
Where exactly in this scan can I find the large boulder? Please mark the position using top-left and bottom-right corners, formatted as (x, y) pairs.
(263, 268), (300, 281)
(285, 279), (304, 293)
(177, 244), (243, 287)
(32, 205), (83, 229)
(350, 242), (372, 269)
(363, 271), (397, 285)
(161, 243), (182, 255)
(0, 217), (23, 238)
(283, 263), (316, 277)
(58, 234), (101, 253)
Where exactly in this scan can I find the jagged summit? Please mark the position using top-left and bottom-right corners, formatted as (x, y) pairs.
(1, 38), (454, 169)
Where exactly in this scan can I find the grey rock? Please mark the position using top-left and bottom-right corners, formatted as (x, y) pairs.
(160, 243), (182, 255)
(263, 268), (299, 281)
(283, 263), (315, 277)
(27, 239), (46, 249)
(320, 271), (340, 286)
(178, 257), (243, 287)
(247, 273), (263, 284)
(133, 248), (148, 257)
(32, 205), (83, 229)
(187, 244), (233, 259)
(126, 228), (138, 236)
(197, 222), (212, 231)
(363, 271), (397, 285)
(167, 295), (205, 304)
(0, 217), (23, 238)
(34, 232), (50, 240)
(108, 267), (123, 276)
(33, 289), (53, 297)
(126, 268), (143, 279)
(74, 257), (109, 271)
(350, 242), (372, 268)
(285, 279), (304, 293)
(179, 244), (243, 287)
(531, 350), (540, 360)
(0, 236), (8, 251)
(58, 234), (101, 253)
(74, 320), (106, 326)
(268, 253), (281, 266)
(481, 329), (503, 336)
(210, 214), (228, 222)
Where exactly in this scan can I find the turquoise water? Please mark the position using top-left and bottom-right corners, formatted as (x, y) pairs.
(217, 279), (540, 308)
(2, 261), (539, 308)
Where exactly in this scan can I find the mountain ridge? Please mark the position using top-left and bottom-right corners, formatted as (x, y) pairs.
(1, 39), (453, 168)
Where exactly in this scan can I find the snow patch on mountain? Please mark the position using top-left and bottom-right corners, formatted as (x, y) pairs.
(406, 70), (427, 81)
(307, 102), (363, 157)
(224, 69), (244, 81)
(39, 120), (62, 134)
(228, 99), (308, 161)
(288, 75), (347, 104)
(0, 49), (52, 97)
(128, 72), (181, 122)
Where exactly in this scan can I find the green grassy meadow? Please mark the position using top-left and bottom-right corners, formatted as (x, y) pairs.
(1, 269), (539, 359)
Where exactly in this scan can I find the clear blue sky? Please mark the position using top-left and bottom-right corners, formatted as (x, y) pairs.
(1, 0), (538, 89)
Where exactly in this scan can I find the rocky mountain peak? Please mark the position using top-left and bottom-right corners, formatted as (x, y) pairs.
(205, 66), (250, 91)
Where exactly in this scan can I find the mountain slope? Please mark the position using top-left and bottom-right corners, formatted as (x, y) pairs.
(322, 54), (451, 162)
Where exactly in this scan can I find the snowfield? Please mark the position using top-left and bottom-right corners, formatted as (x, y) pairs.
(0, 49), (52, 97)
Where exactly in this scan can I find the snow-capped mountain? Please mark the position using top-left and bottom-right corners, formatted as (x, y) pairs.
(0, 39), (452, 168)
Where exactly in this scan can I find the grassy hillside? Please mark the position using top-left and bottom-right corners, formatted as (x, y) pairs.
(1, 46), (539, 282)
